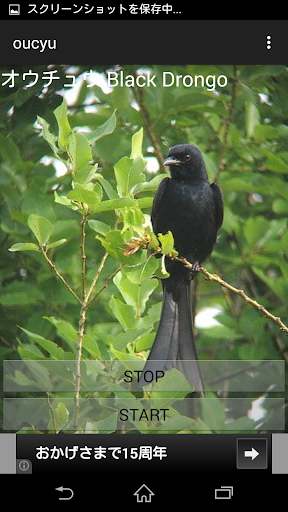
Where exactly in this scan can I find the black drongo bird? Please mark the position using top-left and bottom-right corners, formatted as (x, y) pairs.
(139, 144), (223, 393)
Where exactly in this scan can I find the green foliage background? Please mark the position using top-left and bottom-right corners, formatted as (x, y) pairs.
(0, 65), (287, 433)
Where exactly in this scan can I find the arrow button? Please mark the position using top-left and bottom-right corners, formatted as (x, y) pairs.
(237, 438), (268, 470)
(244, 447), (259, 460)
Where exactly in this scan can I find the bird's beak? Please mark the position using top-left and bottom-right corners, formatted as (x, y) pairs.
(164, 156), (181, 166)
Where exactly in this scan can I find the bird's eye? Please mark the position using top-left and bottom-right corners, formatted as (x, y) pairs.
(184, 154), (191, 161)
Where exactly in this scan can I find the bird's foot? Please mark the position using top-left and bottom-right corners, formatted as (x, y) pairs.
(191, 261), (200, 272)
(188, 261), (200, 279)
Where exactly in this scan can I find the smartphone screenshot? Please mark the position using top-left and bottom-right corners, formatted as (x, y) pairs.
(0, 3), (287, 504)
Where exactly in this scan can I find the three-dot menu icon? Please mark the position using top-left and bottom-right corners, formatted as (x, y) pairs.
(267, 35), (272, 49)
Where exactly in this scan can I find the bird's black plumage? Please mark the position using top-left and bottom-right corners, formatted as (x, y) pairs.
(139, 144), (223, 393)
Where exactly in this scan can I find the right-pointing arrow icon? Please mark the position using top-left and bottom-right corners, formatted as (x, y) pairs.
(244, 447), (259, 460)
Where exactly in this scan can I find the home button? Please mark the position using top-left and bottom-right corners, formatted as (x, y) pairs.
(133, 484), (155, 503)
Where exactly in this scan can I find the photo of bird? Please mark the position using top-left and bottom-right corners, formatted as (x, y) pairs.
(139, 144), (223, 393)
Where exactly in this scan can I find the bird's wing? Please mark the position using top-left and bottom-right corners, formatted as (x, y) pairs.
(210, 182), (224, 230)
(151, 176), (170, 226)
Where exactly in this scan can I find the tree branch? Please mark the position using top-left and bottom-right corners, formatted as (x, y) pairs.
(46, 392), (57, 433)
(214, 65), (238, 182)
(41, 215), (121, 429)
(199, 265), (288, 334)
(40, 247), (82, 304)
(73, 301), (87, 429)
(87, 264), (121, 307)
(132, 82), (166, 173)
(85, 251), (109, 305)
(174, 254), (288, 335)
(80, 213), (88, 301)
(124, 232), (288, 337)
(73, 211), (89, 429)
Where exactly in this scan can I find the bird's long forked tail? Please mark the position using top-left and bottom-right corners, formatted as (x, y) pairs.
(139, 276), (204, 395)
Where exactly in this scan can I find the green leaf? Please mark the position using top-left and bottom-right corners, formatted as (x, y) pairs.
(18, 344), (46, 360)
(154, 254), (170, 279)
(19, 327), (66, 360)
(82, 334), (101, 359)
(109, 296), (137, 330)
(130, 127), (144, 159)
(108, 329), (147, 350)
(27, 214), (54, 245)
(46, 220), (77, 242)
(46, 239), (67, 250)
(136, 197), (154, 209)
(121, 206), (145, 233)
(85, 412), (118, 433)
(68, 131), (92, 173)
(91, 197), (136, 213)
(138, 302), (162, 330)
(22, 183), (56, 221)
(67, 183), (102, 206)
(263, 151), (288, 173)
(156, 415), (198, 432)
(134, 332), (155, 352)
(54, 99), (72, 151)
(200, 325), (242, 340)
(37, 116), (60, 156)
(150, 368), (193, 396)
(0, 133), (21, 164)
(272, 199), (288, 214)
(221, 204), (240, 234)
(47, 402), (69, 433)
(114, 157), (133, 197)
(9, 242), (39, 252)
(86, 110), (117, 143)
(126, 256), (159, 284)
(98, 230), (130, 263)
(44, 317), (78, 343)
(253, 124), (279, 141)
(43, 316), (100, 357)
(113, 270), (158, 316)
(238, 343), (267, 360)
(146, 230), (160, 251)
(252, 267), (288, 302)
(114, 131), (146, 197)
(243, 216), (270, 247)
(88, 219), (111, 236)
(0, 291), (38, 306)
(54, 191), (79, 211)
(281, 232), (288, 252)
(201, 395), (226, 430)
(74, 164), (98, 185)
(109, 346), (141, 361)
(11, 370), (39, 388)
(224, 416), (256, 431)
(158, 231), (176, 254)
(95, 174), (118, 199)
(245, 101), (260, 138)
(133, 174), (166, 194)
